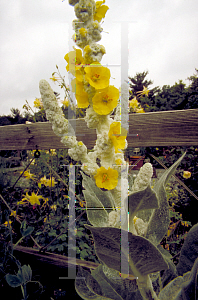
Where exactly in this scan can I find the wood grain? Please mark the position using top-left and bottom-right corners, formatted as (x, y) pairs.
(0, 109), (198, 150)
(14, 245), (100, 270)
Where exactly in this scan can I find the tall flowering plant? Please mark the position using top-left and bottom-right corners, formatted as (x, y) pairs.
(38, 1), (197, 299)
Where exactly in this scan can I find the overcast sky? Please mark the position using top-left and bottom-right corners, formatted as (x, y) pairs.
(1, 0), (198, 116)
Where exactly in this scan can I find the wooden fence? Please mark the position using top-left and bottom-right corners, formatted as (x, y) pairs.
(1, 108), (198, 272)
(0, 109), (198, 150)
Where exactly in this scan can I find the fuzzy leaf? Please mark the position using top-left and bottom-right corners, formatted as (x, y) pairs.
(83, 190), (109, 227)
(127, 185), (159, 231)
(158, 272), (191, 300)
(158, 258), (198, 300)
(75, 266), (113, 299)
(175, 257), (198, 300)
(176, 223), (198, 276)
(145, 152), (186, 246)
(81, 172), (115, 210)
(85, 225), (168, 278)
(91, 265), (124, 300)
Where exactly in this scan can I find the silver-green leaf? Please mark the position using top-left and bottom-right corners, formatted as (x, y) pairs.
(75, 266), (114, 300)
(83, 189), (109, 227)
(127, 185), (159, 232)
(85, 225), (168, 278)
(91, 265), (124, 300)
(145, 152), (186, 246)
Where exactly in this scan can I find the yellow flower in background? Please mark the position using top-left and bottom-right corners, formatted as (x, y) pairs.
(39, 175), (48, 185)
(10, 210), (17, 217)
(61, 99), (69, 108)
(64, 48), (84, 76)
(45, 177), (57, 187)
(22, 192), (43, 206)
(20, 170), (35, 180)
(71, 79), (89, 108)
(50, 75), (60, 82)
(94, 166), (118, 190)
(45, 149), (56, 156)
(40, 176), (57, 187)
(34, 98), (43, 109)
(92, 85), (119, 115)
(183, 171), (191, 179)
(129, 97), (139, 109)
(50, 204), (57, 211)
(94, 0), (109, 23)
(4, 220), (12, 227)
(137, 86), (149, 97)
(41, 197), (49, 208)
(108, 122), (127, 152)
(136, 107), (145, 113)
(49, 149), (56, 155)
(84, 62), (110, 89)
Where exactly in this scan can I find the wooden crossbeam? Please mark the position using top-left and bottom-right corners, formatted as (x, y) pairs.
(14, 245), (99, 270)
(0, 109), (198, 150)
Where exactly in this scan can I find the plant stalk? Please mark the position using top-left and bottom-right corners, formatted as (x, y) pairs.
(137, 275), (159, 300)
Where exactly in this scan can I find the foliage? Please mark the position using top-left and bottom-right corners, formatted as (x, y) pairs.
(128, 68), (198, 113)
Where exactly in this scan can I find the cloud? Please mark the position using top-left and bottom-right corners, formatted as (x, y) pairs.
(0, 0), (198, 115)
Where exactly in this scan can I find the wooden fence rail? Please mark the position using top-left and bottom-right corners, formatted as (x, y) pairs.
(0, 109), (198, 150)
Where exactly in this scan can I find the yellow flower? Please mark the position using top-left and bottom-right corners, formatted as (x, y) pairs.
(22, 192), (43, 206)
(79, 27), (87, 37)
(34, 98), (43, 109)
(115, 158), (122, 165)
(20, 170), (35, 180)
(133, 216), (138, 224)
(108, 122), (127, 153)
(41, 198), (49, 208)
(84, 62), (110, 89)
(50, 149), (56, 155)
(129, 97), (139, 109)
(61, 99), (69, 108)
(79, 199), (86, 207)
(50, 204), (57, 211)
(136, 107), (145, 113)
(45, 149), (56, 155)
(64, 48), (85, 76)
(92, 85), (119, 115)
(10, 210), (17, 217)
(137, 86), (149, 97)
(39, 175), (48, 185)
(45, 177), (57, 187)
(40, 176), (57, 187)
(183, 171), (191, 179)
(50, 75), (60, 82)
(71, 79), (89, 108)
(94, 166), (118, 190)
(4, 220), (12, 227)
(94, 0), (109, 23)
